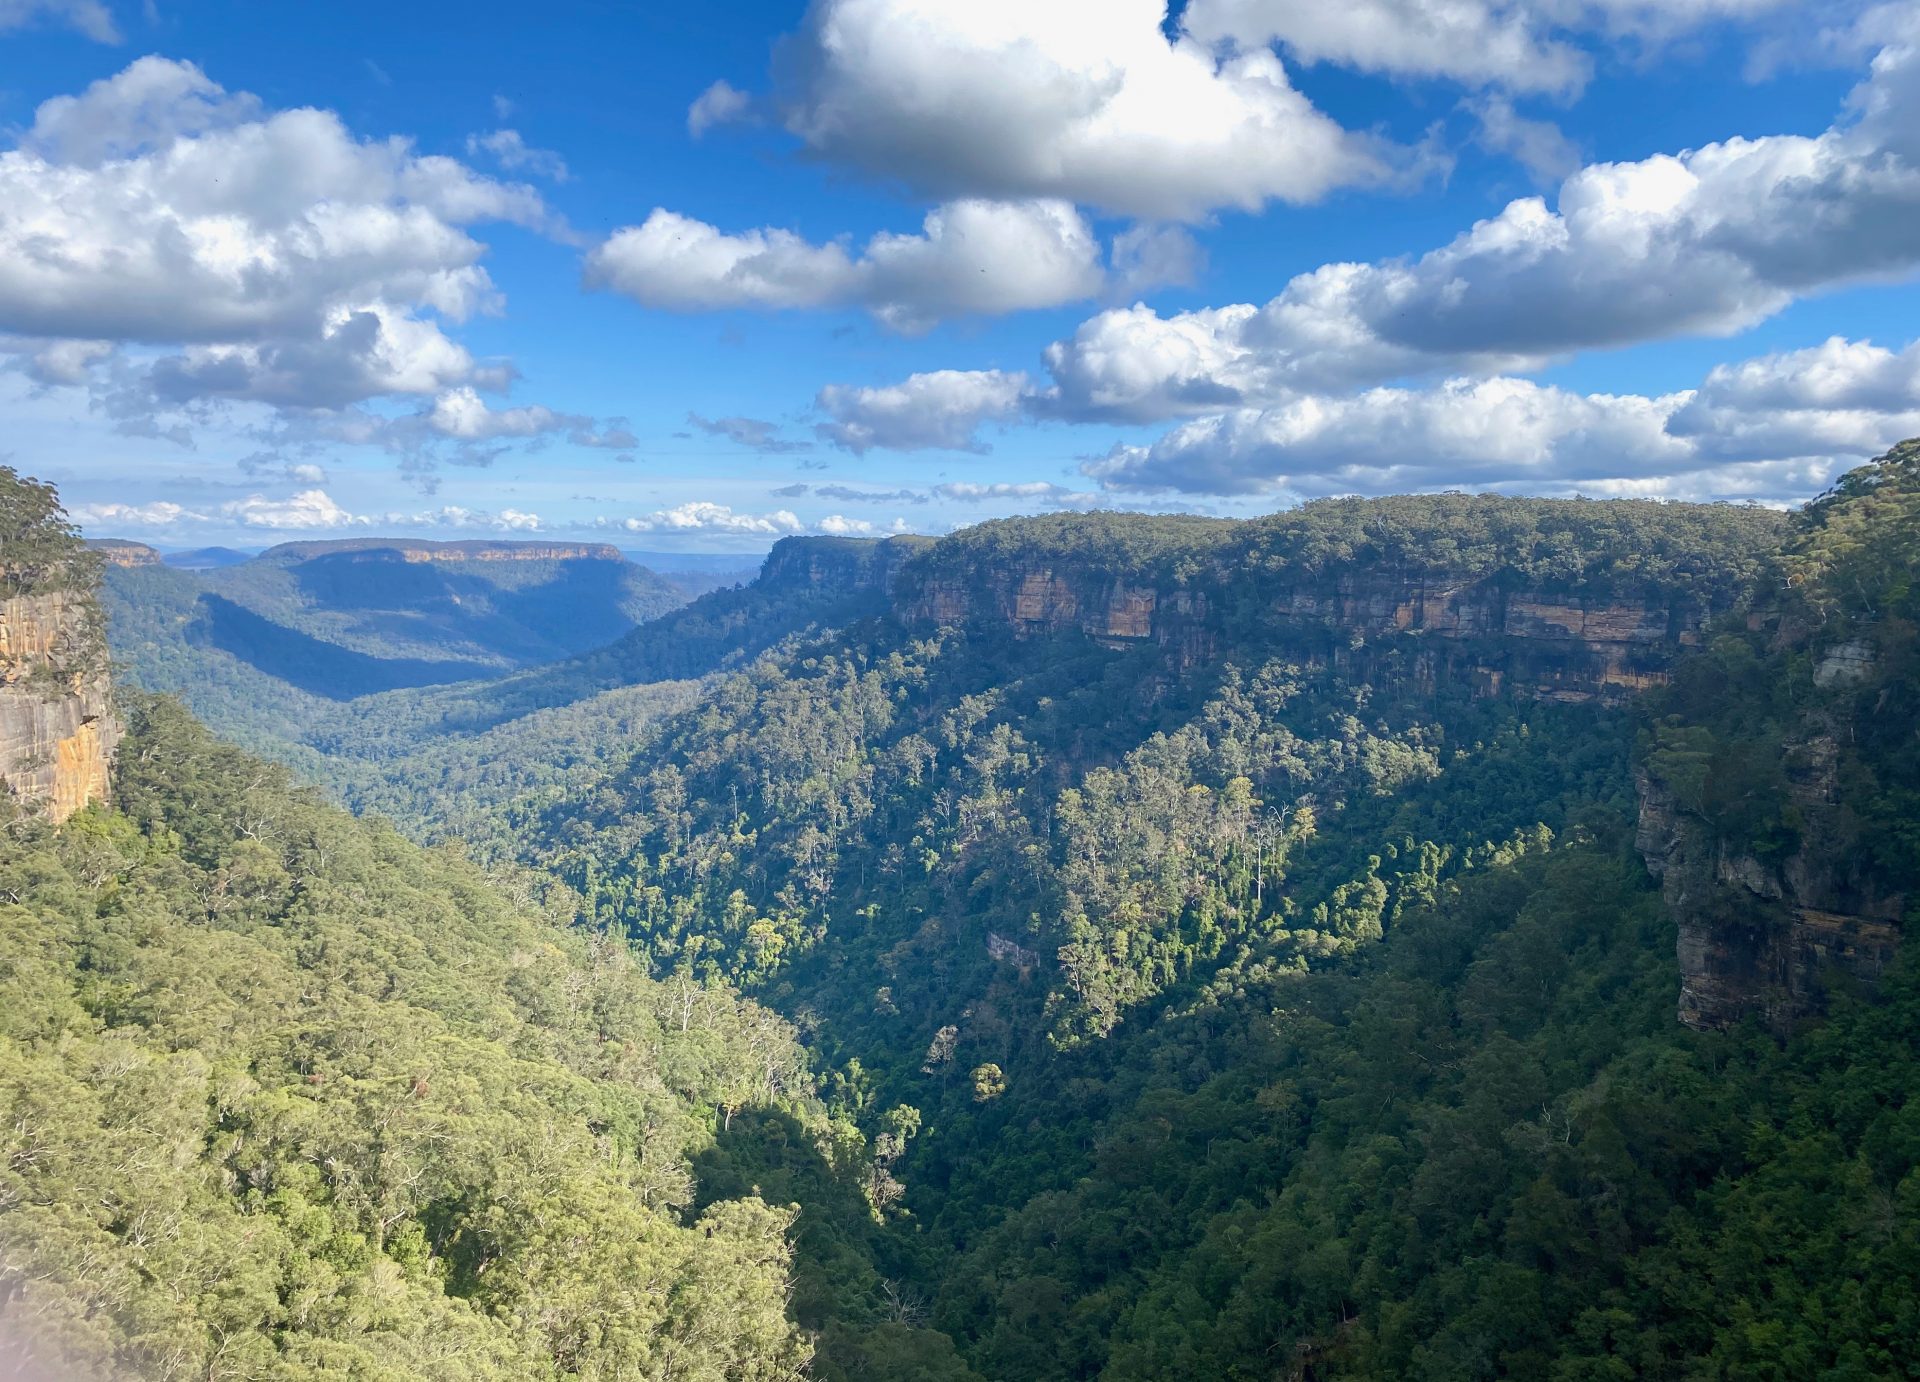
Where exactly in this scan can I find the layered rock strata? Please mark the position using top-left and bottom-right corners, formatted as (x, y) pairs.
(0, 590), (117, 821)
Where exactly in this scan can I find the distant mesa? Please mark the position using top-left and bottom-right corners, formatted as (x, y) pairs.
(260, 537), (626, 565)
(86, 538), (162, 568)
(101, 529), (696, 705)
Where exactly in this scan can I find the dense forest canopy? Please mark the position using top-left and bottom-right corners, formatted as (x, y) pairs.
(1233, 491), (1790, 591)
(1, 698), (820, 1378)
(889, 493), (1790, 604)
(5, 449), (1917, 1379)
(899, 512), (1238, 585)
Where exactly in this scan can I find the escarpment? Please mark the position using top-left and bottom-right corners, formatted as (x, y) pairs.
(902, 559), (1720, 700)
(1629, 443), (1918, 1029)
(867, 494), (1905, 1035)
(2, 470), (120, 823)
(890, 497), (1784, 704)
(1633, 618), (1911, 1032)
(86, 538), (162, 567)
(758, 533), (931, 597)
(0, 590), (117, 821)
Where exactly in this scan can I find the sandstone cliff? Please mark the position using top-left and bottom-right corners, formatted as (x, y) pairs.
(870, 498), (1895, 1033)
(759, 534), (932, 598)
(1633, 624), (1909, 1032)
(0, 588), (117, 822)
(87, 539), (162, 567)
(896, 558), (1724, 704)
(1636, 756), (1902, 1031)
(752, 499), (1779, 707)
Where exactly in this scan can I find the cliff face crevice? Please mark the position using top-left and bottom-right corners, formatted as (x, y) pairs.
(0, 590), (117, 822)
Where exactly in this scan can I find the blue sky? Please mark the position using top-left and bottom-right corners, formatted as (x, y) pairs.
(3, 0), (1918, 550)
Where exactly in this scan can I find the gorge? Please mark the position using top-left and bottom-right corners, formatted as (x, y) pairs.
(3, 447), (1916, 1381)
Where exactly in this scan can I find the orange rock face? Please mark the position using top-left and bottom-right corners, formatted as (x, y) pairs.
(1102, 586), (1157, 639)
(0, 591), (118, 823)
(88, 540), (162, 567)
(904, 561), (1703, 704)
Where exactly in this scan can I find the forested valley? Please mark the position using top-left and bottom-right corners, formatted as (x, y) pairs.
(3, 443), (1916, 1379)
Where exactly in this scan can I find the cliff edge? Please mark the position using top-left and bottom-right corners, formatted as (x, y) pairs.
(892, 497), (1786, 703)
(1634, 441), (1917, 1029)
(2, 468), (118, 822)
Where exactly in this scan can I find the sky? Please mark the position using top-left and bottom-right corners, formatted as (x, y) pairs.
(3, 0), (1919, 551)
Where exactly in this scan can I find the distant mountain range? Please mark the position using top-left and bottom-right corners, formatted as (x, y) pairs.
(93, 538), (763, 580)
(97, 536), (696, 712)
(162, 545), (257, 570)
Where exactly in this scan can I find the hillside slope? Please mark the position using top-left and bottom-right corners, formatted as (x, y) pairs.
(0, 482), (996, 1381)
(0, 698), (822, 1379)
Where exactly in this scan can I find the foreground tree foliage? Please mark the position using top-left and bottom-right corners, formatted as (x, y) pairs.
(1, 465), (98, 599)
(0, 698), (817, 1380)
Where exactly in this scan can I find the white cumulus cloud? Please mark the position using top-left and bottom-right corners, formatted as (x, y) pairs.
(816, 369), (1029, 453)
(465, 128), (570, 182)
(1033, 23), (1920, 423)
(145, 304), (485, 411)
(588, 199), (1105, 331)
(1089, 377), (1692, 496)
(1087, 334), (1920, 502)
(69, 498), (200, 527)
(741, 0), (1424, 220)
(1182, 0), (1796, 97)
(2, 58), (548, 345)
(221, 489), (364, 530)
(426, 386), (573, 441)
(69, 487), (563, 536)
(0, 57), (577, 451)
(1464, 93), (1581, 184)
(687, 80), (752, 136)
(608, 503), (807, 536)
(1668, 335), (1920, 462)
(0, 0), (118, 42)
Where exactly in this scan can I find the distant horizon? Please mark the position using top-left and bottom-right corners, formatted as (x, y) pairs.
(75, 474), (1831, 563)
(83, 533), (781, 565)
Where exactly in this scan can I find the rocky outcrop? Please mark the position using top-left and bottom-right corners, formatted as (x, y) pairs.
(986, 931), (1041, 970)
(1636, 736), (1904, 1032)
(87, 539), (162, 567)
(758, 535), (932, 598)
(0, 590), (117, 822)
(1813, 639), (1875, 688)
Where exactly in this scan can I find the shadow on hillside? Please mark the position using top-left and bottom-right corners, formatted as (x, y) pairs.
(194, 594), (493, 699)
(692, 1106), (888, 1327)
(693, 1105), (988, 1381)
